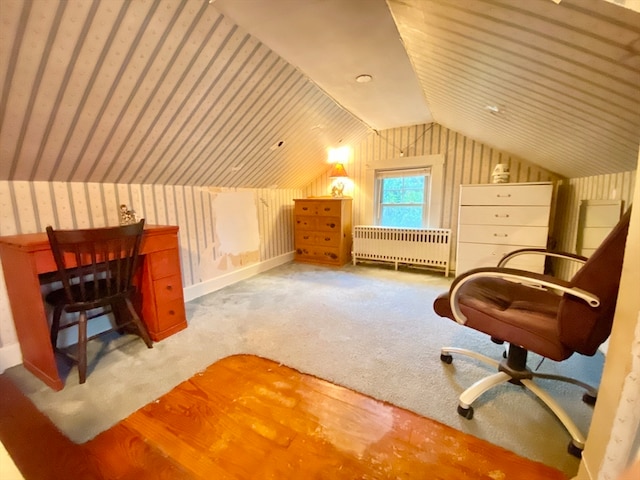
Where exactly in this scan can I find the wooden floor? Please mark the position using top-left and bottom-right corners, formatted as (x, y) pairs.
(0, 354), (566, 479)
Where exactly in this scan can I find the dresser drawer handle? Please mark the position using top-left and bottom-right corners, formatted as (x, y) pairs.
(324, 237), (331, 241)
(494, 214), (510, 218)
(168, 309), (175, 315)
(302, 206), (309, 211)
(326, 223), (336, 228)
(303, 235), (310, 240)
(166, 285), (173, 291)
(493, 233), (508, 237)
(324, 207), (331, 212)
(496, 194), (512, 198)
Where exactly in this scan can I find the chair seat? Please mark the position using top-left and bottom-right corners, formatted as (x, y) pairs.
(45, 280), (130, 311)
(434, 277), (573, 361)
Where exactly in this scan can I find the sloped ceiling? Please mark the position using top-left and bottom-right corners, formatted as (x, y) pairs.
(1, 0), (639, 189)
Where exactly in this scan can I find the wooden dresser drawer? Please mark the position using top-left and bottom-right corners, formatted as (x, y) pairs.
(458, 225), (548, 246)
(460, 184), (553, 206)
(295, 231), (341, 247)
(459, 205), (551, 226)
(295, 201), (343, 217)
(295, 246), (342, 265)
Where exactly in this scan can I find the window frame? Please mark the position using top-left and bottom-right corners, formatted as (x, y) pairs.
(364, 154), (444, 229)
(374, 167), (431, 228)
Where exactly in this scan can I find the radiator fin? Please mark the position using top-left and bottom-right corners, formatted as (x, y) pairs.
(352, 226), (451, 276)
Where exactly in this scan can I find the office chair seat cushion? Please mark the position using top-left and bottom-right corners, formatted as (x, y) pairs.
(434, 277), (573, 361)
(45, 279), (130, 311)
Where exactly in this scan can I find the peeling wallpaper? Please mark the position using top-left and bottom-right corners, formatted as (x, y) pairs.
(0, 181), (301, 349)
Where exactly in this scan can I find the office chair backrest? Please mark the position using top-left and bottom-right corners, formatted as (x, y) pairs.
(558, 207), (631, 356)
(46, 220), (145, 309)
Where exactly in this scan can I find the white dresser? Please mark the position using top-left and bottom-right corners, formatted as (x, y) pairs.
(456, 182), (553, 275)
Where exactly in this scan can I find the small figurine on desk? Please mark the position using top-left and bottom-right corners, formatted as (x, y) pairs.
(119, 204), (137, 225)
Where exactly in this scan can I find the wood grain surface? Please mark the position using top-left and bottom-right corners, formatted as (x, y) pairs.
(0, 354), (567, 479)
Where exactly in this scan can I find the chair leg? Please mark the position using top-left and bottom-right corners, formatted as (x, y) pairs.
(50, 304), (64, 348)
(440, 347), (501, 369)
(458, 371), (512, 408)
(521, 378), (586, 453)
(77, 311), (88, 384)
(124, 299), (153, 348)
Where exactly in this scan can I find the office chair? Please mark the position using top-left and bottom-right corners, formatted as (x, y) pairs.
(45, 220), (153, 384)
(433, 207), (631, 457)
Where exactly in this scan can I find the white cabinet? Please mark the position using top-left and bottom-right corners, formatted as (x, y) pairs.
(456, 182), (553, 275)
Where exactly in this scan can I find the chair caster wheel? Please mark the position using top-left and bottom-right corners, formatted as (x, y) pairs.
(568, 442), (583, 459)
(440, 353), (453, 364)
(457, 405), (474, 419)
(582, 392), (597, 405)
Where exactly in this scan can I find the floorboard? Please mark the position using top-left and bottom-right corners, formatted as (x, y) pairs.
(0, 354), (567, 479)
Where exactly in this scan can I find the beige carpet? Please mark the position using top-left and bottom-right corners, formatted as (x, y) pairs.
(4, 261), (604, 477)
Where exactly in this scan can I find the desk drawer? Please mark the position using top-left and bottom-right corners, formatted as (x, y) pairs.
(153, 274), (183, 302)
(459, 206), (550, 226)
(458, 225), (548, 246)
(148, 249), (181, 279)
(153, 297), (187, 339)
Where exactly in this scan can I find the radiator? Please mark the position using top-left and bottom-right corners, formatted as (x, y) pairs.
(352, 226), (451, 276)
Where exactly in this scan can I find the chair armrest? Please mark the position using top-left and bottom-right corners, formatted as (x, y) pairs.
(498, 248), (588, 268)
(448, 267), (600, 325)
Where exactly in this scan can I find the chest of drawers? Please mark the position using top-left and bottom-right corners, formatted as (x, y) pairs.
(294, 198), (352, 266)
(456, 183), (553, 275)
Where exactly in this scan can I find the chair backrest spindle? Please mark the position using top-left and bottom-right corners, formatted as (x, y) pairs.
(46, 220), (145, 309)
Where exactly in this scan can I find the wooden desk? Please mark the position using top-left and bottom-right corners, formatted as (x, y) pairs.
(0, 225), (188, 391)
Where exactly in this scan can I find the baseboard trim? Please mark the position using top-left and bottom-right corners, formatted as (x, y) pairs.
(183, 252), (294, 302)
(0, 253), (295, 372)
(0, 343), (22, 374)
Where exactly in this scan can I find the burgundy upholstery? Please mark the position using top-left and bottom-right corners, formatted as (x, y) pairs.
(434, 207), (631, 362)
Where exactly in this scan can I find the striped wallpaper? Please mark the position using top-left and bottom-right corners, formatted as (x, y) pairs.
(306, 123), (565, 267)
(0, 181), (301, 352)
(0, 123), (636, 367)
(553, 171), (636, 280)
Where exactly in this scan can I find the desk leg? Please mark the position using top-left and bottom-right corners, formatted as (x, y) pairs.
(0, 248), (63, 391)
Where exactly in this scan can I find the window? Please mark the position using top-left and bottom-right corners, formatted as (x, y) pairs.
(365, 155), (444, 229)
(375, 168), (430, 228)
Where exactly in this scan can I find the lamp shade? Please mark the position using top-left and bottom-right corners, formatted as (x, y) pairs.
(329, 162), (348, 178)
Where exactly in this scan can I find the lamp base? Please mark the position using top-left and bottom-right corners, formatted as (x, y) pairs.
(331, 182), (345, 197)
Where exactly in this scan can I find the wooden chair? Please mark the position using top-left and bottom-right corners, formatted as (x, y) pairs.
(45, 220), (153, 384)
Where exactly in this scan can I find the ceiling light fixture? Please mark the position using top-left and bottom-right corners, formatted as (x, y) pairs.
(355, 74), (372, 83)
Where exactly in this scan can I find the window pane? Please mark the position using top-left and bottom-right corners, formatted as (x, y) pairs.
(380, 206), (423, 228)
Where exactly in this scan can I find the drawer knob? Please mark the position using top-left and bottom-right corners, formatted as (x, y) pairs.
(168, 310), (175, 315)
(303, 235), (310, 240)
(302, 207), (309, 211)
(496, 194), (512, 198)
(324, 207), (330, 211)
(493, 233), (508, 237)
(494, 214), (510, 218)
(327, 223), (336, 228)
(166, 285), (173, 291)
(324, 237), (330, 241)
